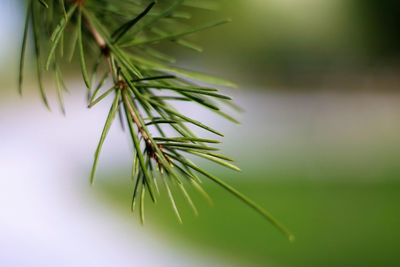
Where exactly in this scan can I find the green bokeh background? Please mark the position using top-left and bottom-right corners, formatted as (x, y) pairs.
(94, 2), (400, 265)
(2, 0), (400, 266)
(99, 178), (400, 267)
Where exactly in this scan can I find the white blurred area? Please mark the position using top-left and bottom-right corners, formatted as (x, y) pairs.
(0, 91), (242, 267)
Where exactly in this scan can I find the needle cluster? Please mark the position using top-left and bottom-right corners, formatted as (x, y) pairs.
(19, 0), (293, 241)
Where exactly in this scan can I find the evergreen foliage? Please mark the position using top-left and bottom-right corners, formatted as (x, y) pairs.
(19, 0), (293, 241)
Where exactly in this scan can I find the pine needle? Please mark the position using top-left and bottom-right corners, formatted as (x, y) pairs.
(18, 0), (293, 241)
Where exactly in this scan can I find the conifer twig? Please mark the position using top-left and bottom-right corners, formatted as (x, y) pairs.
(18, 0), (294, 241)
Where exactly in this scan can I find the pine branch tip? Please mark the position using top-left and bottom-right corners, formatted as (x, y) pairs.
(19, 0), (292, 240)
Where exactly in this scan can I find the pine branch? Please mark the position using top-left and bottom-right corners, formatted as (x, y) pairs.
(18, 0), (294, 241)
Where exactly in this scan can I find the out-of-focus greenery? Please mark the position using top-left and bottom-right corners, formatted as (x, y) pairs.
(182, 0), (400, 87)
(97, 133), (400, 267)
(5, 0), (399, 89)
(94, 89), (400, 267)
(98, 169), (400, 267)
(3, 1), (399, 266)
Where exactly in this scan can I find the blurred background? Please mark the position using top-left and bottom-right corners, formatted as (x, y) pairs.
(1, 0), (399, 267)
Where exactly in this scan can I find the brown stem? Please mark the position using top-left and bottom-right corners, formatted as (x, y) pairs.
(82, 12), (113, 73)
(81, 9), (166, 168)
(86, 20), (106, 49)
(82, 12), (152, 147)
(122, 89), (151, 142)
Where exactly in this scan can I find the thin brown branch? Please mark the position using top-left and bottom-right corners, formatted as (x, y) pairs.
(83, 11), (151, 147)
(121, 89), (150, 142)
